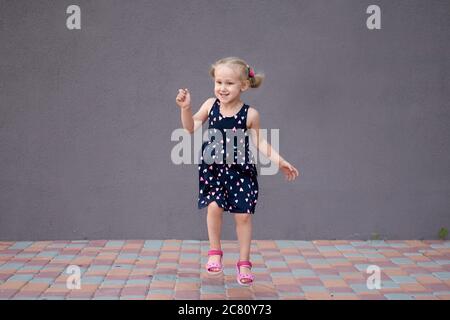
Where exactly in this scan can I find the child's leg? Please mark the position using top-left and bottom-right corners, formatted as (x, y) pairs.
(207, 201), (224, 268)
(234, 213), (253, 280)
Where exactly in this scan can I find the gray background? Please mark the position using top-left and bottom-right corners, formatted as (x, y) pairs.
(1, 0), (449, 241)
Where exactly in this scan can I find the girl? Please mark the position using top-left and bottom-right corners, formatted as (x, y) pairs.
(175, 57), (300, 286)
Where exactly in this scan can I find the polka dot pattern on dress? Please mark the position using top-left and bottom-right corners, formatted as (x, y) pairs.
(198, 98), (259, 214)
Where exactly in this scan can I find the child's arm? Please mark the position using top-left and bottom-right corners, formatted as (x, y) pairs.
(248, 107), (300, 181)
(176, 88), (214, 134)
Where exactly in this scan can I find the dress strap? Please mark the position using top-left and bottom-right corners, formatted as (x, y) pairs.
(242, 104), (250, 129)
(208, 98), (219, 117)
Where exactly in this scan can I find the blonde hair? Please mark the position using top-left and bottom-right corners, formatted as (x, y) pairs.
(209, 56), (265, 89)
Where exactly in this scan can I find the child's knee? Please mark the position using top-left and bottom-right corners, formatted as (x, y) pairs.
(234, 213), (252, 224)
(208, 201), (223, 213)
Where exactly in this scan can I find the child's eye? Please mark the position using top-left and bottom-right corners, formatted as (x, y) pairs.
(216, 81), (233, 85)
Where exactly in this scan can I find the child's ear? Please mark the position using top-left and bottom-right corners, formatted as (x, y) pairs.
(241, 80), (250, 91)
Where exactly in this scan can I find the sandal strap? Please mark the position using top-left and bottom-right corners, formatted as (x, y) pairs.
(206, 260), (223, 272)
(208, 249), (223, 256)
(237, 260), (252, 268)
(206, 262), (222, 268)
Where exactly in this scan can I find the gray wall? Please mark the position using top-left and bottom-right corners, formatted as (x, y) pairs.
(1, 0), (449, 241)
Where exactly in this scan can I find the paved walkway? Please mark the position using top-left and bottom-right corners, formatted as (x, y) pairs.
(0, 240), (449, 300)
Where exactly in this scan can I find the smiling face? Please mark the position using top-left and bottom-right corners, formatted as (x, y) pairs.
(213, 64), (249, 104)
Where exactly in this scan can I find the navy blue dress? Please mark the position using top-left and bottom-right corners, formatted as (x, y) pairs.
(198, 98), (259, 214)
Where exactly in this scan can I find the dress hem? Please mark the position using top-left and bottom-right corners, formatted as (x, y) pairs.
(198, 198), (256, 214)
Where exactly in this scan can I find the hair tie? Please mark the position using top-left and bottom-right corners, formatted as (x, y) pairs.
(247, 65), (255, 78)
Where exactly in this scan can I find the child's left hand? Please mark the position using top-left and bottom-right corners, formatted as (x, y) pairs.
(279, 160), (300, 181)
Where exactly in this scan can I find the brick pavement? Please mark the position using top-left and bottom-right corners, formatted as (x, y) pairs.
(0, 240), (449, 300)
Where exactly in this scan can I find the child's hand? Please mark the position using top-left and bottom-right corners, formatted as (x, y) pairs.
(176, 88), (191, 110)
(279, 159), (300, 181)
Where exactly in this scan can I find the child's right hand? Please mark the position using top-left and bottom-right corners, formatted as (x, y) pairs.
(176, 88), (191, 110)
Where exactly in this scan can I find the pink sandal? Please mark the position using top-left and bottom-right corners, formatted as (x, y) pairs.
(236, 260), (255, 286)
(205, 249), (223, 275)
